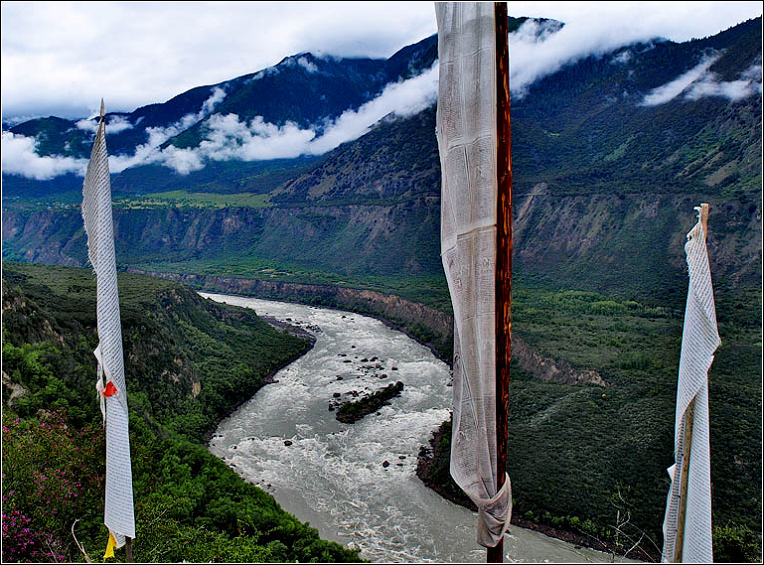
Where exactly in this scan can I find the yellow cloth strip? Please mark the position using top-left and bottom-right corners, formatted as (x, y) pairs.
(103, 531), (117, 560)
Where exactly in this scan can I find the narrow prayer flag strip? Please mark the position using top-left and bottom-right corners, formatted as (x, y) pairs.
(662, 205), (720, 563)
(82, 100), (136, 550)
(435, 2), (512, 548)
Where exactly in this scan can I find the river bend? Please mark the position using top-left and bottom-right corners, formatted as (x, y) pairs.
(204, 293), (630, 563)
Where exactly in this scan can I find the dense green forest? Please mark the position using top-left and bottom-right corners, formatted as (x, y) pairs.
(1, 261), (363, 563)
(417, 283), (762, 562)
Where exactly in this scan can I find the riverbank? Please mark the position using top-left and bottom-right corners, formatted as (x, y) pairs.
(415, 421), (655, 563)
(185, 282), (656, 562)
(129, 269), (455, 362)
(202, 291), (648, 561)
(202, 306), (317, 445)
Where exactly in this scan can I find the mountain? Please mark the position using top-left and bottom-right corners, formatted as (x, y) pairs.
(512, 18), (763, 198)
(4, 17), (761, 308)
(3, 16), (572, 197)
(2, 15), (761, 559)
(1, 261), (362, 563)
(2, 33), (440, 196)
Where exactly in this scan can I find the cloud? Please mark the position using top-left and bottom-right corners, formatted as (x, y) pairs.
(642, 56), (762, 105)
(106, 86), (228, 173)
(5, 6), (763, 180)
(685, 63), (763, 101)
(75, 114), (134, 133)
(3, 86), (227, 179)
(0, 2), (438, 119)
(641, 54), (721, 105)
(611, 50), (633, 65)
(308, 62), (438, 154)
(146, 86), (227, 143)
(139, 63), (439, 173)
(3, 57), (439, 178)
(198, 114), (316, 162)
(297, 56), (319, 73)
(201, 87), (227, 114)
(507, 17), (664, 98)
(2, 115), (45, 127)
(151, 146), (205, 175)
(5, 2), (761, 120)
(1, 131), (88, 180)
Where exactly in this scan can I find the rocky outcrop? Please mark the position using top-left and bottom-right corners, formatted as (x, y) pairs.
(512, 186), (762, 302)
(335, 381), (404, 424)
(2, 371), (28, 407)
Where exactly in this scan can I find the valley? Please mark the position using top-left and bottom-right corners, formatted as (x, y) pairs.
(2, 11), (761, 563)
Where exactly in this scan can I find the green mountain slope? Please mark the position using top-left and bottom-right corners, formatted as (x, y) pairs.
(418, 283), (762, 561)
(513, 18), (762, 197)
(1, 261), (362, 563)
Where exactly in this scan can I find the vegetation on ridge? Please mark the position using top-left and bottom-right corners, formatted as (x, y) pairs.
(1, 262), (363, 563)
(417, 284), (762, 562)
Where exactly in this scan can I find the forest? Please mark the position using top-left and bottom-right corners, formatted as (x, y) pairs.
(416, 282), (761, 563)
(2, 261), (363, 563)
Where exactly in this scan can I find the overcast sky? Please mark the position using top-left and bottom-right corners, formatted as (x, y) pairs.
(1, 1), (761, 121)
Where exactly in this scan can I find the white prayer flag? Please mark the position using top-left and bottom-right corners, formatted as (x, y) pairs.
(662, 206), (720, 563)
(435, 2), (511, 548)
(82, 101), (136, 548)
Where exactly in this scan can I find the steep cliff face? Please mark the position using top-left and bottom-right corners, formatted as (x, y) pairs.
(3, 196), (442, 279)
(2, 209), (87, 266)
(512, 184), (762, 306)
(5, 181), (760, 309)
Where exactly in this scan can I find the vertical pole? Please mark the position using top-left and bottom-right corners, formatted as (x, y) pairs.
(673, 203), (708, 563)
(489, 2), (512, 563)
(674, 403), (694, 563)
(126, 537), (133, 563)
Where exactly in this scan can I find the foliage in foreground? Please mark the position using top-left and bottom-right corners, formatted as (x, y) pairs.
(1, 262), (363, 563)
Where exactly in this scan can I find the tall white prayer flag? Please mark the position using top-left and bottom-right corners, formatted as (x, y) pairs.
(82, 100), (136, 550)
(435, 2), (511, 548)
(662, 205), (720, 563)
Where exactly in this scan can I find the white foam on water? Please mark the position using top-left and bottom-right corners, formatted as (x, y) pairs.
(203, 293), (636, 563)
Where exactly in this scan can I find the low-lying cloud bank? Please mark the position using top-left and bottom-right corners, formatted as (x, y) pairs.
(4, 17), (763, 180)
(2, 66), (438, 178)
(146, 63), (438, 174)
(1, 132), (88, 180)
(1, 86), (229, 180)
(76, 114), (135, 134)
(642, 55), (763, 106)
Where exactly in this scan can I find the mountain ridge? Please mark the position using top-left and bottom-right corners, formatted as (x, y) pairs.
(2, 14), (761, 560)
(3, 16), (761, 307)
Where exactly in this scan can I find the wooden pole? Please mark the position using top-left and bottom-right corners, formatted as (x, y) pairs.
(673, 203), (709, 563)
(488, 2), (512, 563)
(674, 403), (694, 563)
(126, 537), (133, 563)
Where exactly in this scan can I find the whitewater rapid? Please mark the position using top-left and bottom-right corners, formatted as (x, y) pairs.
(204, 293), (633, 563)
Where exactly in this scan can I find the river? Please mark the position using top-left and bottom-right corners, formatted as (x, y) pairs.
(203, 293), (634, 563)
